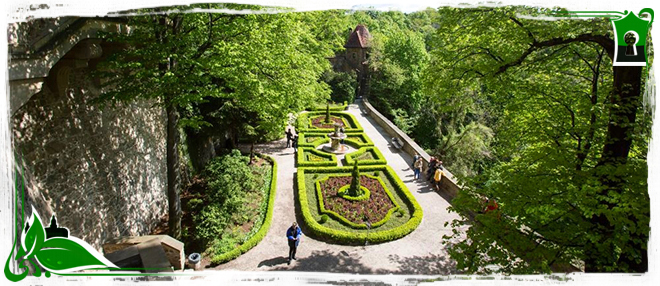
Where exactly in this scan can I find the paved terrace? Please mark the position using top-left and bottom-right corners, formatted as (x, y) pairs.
(215, 101), (463, 275)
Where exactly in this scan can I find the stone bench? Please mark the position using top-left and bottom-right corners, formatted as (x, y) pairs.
(102, 235), (184, 272)
(391, 137), (404, 150)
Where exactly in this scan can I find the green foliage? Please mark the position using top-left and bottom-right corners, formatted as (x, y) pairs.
(209, 155), (278, 264)
(345, 147), (388, 166)
(348, 160), (361, 197)
(297, 147), (338, 167)
(297, 132), (331, 148)
(343, 133), (375, 148)
(321, 70), (357, 104)
(325, 104), (332, 123)
(195, 150), (271, 260)
(319, 214), (329, 224)
(428, 7), (650, 273)
(297, 111), (364, 133)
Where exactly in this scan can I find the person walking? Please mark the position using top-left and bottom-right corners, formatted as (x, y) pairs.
(413, 157), (423, 180)
(285, 128), (293, 148)
(286, 222), (303, 265)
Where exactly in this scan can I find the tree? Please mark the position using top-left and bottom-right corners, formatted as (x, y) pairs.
(96, 5), (344, 238)
(430, 7), (651, 273)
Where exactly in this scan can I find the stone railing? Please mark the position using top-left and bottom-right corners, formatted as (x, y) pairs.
(360, 98), (460, 199)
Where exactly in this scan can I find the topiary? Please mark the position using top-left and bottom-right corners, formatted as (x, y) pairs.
(319, 214), (329, 224)
(325, 103), (331, 123)
(347, 160), (361, 197)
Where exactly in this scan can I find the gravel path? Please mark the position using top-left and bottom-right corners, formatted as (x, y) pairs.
(214, 101), (462, 275)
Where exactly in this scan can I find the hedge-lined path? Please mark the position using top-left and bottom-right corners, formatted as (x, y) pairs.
(215, 101), (462, 275)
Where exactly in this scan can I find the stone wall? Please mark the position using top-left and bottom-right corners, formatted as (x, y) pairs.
(361, 98), (460, 199)
(11, 65), (167, 251)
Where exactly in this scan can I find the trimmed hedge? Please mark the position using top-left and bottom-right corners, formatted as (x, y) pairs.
(211, 155), (277, 264)
(297, 147), (338, 167)
(298, 132), (330, 148)
(345, 147), (387, 166)
(297, 111), (364, 133)
(315, 174), (399, 229)
(297, 165), (423, 244)
(343, 133), (375, 148)
(308, 101), (348, 111)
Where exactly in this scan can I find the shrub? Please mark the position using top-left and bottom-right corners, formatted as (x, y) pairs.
(210, 155), (278, 264)
(345, 147), (387, 166)
(297, 111), (363, 133)
(297, 147), (338, 167)
(188, 198), (203, 210)
(320, 214), (329, 224)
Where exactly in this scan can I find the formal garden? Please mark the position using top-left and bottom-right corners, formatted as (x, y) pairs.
(294, 110), (423, 244)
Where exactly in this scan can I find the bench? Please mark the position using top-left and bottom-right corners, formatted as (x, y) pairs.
(391, 137), (404, 150)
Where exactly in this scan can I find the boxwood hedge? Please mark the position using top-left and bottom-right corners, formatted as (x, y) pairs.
(297, 165), (423, 244)
(343, 133), (375, 148)
(297, 147), (338, 167)
(345, 147), (387, 166)
(210, 155), (277, 264)
(308, 101), (348, 111)
(297, 132), (330, 148)
(296, 111), (363, 133)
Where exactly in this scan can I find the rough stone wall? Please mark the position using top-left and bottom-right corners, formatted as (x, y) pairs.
(11, 66), (167, 251)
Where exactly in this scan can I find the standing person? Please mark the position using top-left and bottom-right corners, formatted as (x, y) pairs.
(413, 157), (423, 180)
(292, 134), (299, 152)
(286, 222), (303, 265)
(434, 166), (444, 191)
(285, 128), (293, 148)
(427, 157), (438, 181)
(412, 153), (420, 168)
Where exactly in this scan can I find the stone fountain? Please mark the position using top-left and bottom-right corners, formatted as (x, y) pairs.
(322, 123), (348, 154)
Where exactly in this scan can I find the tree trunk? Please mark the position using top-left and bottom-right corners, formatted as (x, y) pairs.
(166, 103), (182, 239)
(185, 129), (216, 173)
(585, 66), (646, 272)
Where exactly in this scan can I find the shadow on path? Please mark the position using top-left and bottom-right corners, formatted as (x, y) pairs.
(379, 253), (457, 275)
(257, 256), (289, 268)
(270, 250), (373, 274)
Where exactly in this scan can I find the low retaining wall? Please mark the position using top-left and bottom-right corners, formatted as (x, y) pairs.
(360, 99), (460, 199)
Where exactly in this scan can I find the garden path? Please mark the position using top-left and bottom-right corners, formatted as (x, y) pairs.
(215, 101), (462, 275)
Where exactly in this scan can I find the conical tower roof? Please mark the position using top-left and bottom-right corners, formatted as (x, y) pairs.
(345, 24), (372, 48)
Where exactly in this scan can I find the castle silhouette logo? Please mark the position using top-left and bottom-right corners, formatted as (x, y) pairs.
(4, 161), (198, 282)
(552, 8), (654, 66)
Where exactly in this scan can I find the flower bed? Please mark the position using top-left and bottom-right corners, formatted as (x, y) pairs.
(297, 147), (338, 167)
(297, 165), (423, 244)
(316, 174), (398, 229)
(296, 111), (363, 133)
(345, 147), (387, 166)
(310, 115), (347, 129)
(297, 132), (330, 148)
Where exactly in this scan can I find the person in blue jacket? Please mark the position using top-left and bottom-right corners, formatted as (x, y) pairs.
(286, 222), (303, 265)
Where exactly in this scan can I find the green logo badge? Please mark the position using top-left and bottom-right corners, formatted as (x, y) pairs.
(612, 9), (654, 66)
(552, 8), (654, 66)
(4, 169), (118, 282)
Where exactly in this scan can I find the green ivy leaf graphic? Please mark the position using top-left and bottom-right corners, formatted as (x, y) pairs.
(35, 237), (117, 272)
(21, 207), (45, 257)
